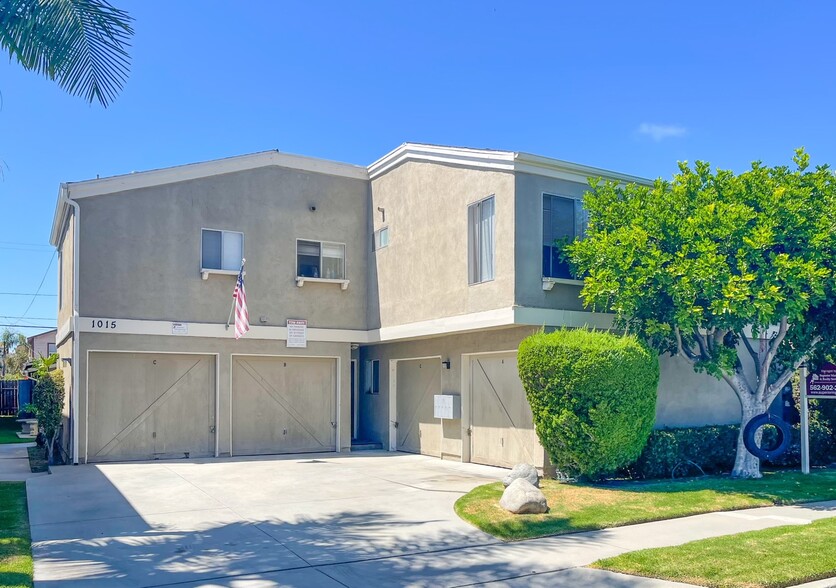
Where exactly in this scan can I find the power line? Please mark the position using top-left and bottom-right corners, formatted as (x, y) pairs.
(10, 252), (56, 327)
(0, 240), (52, 247)
(0, 324), (56, 329)
(0, 293), (57, 297)
(0, 315), (57, 321)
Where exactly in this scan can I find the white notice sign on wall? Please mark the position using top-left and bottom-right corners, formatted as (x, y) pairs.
(287, 319), (308, 348)
(171, 322), (188, 335)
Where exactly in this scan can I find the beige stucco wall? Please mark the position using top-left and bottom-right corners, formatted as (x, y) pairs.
(368, 161), (516, 329)
(76, 166), (370, 330)
(358, 326), (540, 457)
(656, 354), (741, 427)
(57, 212), (74, 328)
(76, 332), (352, 463)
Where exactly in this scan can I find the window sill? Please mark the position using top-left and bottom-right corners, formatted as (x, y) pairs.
(542, 277), (584, 290)
(201, 269), (244, 280)
(296, 276), (350, 290)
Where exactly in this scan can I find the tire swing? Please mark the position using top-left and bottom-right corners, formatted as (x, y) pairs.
(743, 413), (792, 461)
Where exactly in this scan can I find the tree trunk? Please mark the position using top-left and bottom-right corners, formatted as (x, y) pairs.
(732, 391), (768, 478)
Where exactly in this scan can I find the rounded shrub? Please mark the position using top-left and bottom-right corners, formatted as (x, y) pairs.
(518, 329), (659, 478)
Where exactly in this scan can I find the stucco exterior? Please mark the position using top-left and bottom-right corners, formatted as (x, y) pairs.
(368, 161), (516, 329)
(77, 166), (370, 330)
(49, 144), (747, 467)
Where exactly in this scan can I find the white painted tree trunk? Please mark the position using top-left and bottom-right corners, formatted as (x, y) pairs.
(732, 391), (767, 478)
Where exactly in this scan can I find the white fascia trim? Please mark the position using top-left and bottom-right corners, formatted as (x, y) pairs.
(56, 318), (73, 346)
(369, 307), (517, 343)
(68, 151), (368, 200)
(514, 152), (654, 187)
(76, 308), (616, 344)
(368, 143), (516, 179)
(79, 317), (371, 343)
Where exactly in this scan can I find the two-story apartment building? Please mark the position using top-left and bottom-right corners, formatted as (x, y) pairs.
(50, 143), (741, 467)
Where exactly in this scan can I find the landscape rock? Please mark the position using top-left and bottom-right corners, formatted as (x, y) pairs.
(499, 478), (549, 514)
(502, 463), (540, 488)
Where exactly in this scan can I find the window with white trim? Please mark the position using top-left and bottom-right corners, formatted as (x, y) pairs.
(297, 239), (346, 279)
(201, 229), (244, 272)
(543, 194), (586, 279)
(467, 196), (495, 284)
(373, 227), (389, 251)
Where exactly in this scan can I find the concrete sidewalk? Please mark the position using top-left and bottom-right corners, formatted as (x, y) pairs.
(0, 441), (45, 481)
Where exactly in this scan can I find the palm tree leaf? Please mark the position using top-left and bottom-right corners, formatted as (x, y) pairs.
(0, 0), (134, 107)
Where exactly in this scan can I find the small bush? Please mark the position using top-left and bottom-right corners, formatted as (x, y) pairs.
(623, 426), (738, 479)
(518, 329), (659, 478)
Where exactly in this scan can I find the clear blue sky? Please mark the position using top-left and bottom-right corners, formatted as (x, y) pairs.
(2, 1), (835, 335)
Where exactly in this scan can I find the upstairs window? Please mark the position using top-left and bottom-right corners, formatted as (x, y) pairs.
(202, 229), (243, 271)
(543, 194), (585, 279)
(297, 240), (346, 279)
(373, 227), (390, 251)
(467, 196), (495, 284)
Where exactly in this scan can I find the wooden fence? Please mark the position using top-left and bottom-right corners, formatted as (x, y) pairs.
(0, 380), (19, 415)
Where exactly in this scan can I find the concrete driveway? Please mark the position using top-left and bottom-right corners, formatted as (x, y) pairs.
(28, 451), (517, 587)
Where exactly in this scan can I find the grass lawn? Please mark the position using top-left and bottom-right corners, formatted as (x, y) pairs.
(0, 417), (30, 445)
(454, 470), (836, 541)
(592, 516), (836, 588)
(0, 483), (32, 588)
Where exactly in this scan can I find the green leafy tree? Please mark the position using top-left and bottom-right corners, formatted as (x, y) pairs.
(24, 353), (63, 470)
(0, 328), (28, 378)
(0, 0), (134, 106)
(568, 150), (836, 478)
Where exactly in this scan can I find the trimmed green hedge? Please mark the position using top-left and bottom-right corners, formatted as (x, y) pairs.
(622, 404), (836, 480)
(518, 329), (659, 479)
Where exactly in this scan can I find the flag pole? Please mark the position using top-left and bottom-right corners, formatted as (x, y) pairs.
(226, 258), (245, 330)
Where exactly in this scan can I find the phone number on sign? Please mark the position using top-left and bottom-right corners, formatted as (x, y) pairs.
(810, 384), (836, 392)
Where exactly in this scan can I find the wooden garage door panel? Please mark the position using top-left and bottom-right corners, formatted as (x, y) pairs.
(471, 354), (543, 468)
(87, 353), (215, 462)
(232, 357), (336, 456)
(397, 359), (441, 457)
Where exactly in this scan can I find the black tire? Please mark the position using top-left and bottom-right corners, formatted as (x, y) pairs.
(743, 413), (792, 461)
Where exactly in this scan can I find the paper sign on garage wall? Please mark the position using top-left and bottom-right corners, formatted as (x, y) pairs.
(287, 319), (307, 348)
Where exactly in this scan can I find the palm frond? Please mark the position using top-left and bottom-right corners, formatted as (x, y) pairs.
(0, 0), (134, 107)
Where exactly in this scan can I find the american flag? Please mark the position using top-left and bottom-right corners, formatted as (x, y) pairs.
(232, 264), (249, 340)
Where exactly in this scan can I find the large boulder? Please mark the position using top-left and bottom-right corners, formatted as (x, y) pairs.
(502, 463), (539, 488)
(499, 478), (548, 514)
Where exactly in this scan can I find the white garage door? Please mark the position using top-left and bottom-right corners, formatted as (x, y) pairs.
(470, 353), (544, 469)
(87, 352), (215, 463)
(232, 356), (336, 456)
(396, 358), (441, 456)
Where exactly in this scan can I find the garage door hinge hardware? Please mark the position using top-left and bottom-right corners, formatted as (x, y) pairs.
(391, 421), (399, 428)
(467, 426), (472, 436)
(209, 426), (216, 433)
(330, 421), (337, 429)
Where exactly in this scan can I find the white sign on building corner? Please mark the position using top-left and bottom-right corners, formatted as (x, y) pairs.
(171, 322), (188, 335)
(287, 319), (308, 348)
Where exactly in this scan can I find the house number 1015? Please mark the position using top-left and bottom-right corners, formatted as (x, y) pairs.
(91, 320), (117, 329)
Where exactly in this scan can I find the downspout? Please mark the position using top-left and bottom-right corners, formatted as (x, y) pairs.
(59, 184), (81, 465)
